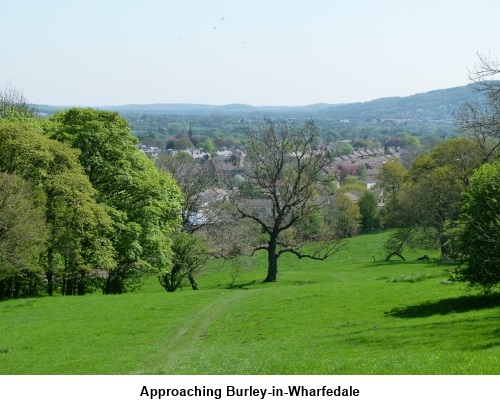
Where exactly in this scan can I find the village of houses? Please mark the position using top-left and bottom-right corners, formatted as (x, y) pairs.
(138, 141), (401, 219)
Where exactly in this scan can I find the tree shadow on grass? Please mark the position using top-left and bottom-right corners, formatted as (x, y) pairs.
(365, 259), (446, 268)
(385, 293), (500, 318)
(226, 280), (258, 290)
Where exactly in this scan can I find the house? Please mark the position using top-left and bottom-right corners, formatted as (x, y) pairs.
(138, 144), (161, 158)
(241, 198), (273, 218)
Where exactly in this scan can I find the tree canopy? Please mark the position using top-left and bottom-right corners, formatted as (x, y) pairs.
(0, 120), (115, 296)
(0, 172), (47, 299)
(48, 108), (182, 293)
(380, 138), (485, 260)
(455, 161), (500, 292)
(0, 100), (187, 298)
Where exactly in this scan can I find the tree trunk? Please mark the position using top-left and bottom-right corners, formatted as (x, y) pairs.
(264, 236), (278, 282)
(188, 273), (199, 290)
(46, 271), (54, 297)
(45, 194), (56, 297)
(439, 235), (451, 262)
(385, 251), (405, 261)
(77, 270), (86, 295)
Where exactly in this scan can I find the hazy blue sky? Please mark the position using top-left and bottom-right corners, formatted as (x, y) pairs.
(1, 0), (499, 106)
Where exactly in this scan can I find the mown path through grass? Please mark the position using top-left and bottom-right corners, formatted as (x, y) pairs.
(139, 291), (248, 374)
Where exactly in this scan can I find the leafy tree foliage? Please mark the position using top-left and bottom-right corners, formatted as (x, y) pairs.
(330, 142), (354, 157)
(328, 194), (360, 237)
(451, 54), (500, 291)
(172, 136), (194, 150)
(358, 190), (380, 232)
(0, 83), (36, 121)
(200, 138), (216, 154)
(0, 121), (115, 296)
(0, 173), (47, 299)
(48, 108), (182, 294)
(158, 232), (208, 292)
(381, 138), (485, 259)
(377, 158), (407, 195)
(235, 120), (346, 282)
(455, 162), (500, 292)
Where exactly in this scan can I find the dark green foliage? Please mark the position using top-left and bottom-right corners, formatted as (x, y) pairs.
(0, 173), (47, 300)
(381, 138), (485, 260)
(455, 162), (500, 292)
(158, 232), (208, 292)
(358, 190), (380, 232)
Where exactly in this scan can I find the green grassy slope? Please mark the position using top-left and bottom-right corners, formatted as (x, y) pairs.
(1, 231), (499, 375)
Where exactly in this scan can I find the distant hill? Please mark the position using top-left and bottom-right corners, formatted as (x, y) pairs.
(99, 102), (338, 115)
(322, 85), (485, 121)
(36, 84), (485, 121)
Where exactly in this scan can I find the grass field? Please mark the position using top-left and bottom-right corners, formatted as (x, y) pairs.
(1, 230), (499, 375)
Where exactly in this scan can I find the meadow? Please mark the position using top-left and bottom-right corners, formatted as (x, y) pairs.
(1, 230), (499, 375)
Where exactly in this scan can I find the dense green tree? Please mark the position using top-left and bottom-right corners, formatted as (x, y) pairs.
(455, 162), (500, 292)
(328, 193), (361, 237)
(331, 142), (354, 157)
(200, 138), (216, 154)
(381, 138), (484, 260)
(377, 158), (407, 195)
(398, 132), (421, 150)
(48, 108), (182, 294)
(358, 190), (380, 232)
(172, 136), (194, 150)
(0, 121), (115, 296)
(158, 232), (208, 292)
(377, 159), (408, 228)
(0, 173), (47, 299)
(421, 138), (485, 187)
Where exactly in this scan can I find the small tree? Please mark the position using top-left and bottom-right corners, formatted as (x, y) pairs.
(0, 83), (36, 121)
(380, 139), (484, 260)
(235, 120), (347, 282)
(156, 152), (228, 290)
(328, 193), (360, 237)
(358, 190), (380, 232)
(158, 232), (208, 292)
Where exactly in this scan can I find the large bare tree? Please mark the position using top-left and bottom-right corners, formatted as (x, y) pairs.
(455, 53), (500, 161)
(235, 120), (346, 282)
(156, 152), (225, 233)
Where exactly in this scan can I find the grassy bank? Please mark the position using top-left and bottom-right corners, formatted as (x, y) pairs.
(1, 231), (499, 374)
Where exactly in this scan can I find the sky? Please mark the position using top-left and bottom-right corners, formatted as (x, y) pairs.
(1, 0), (499, 107)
